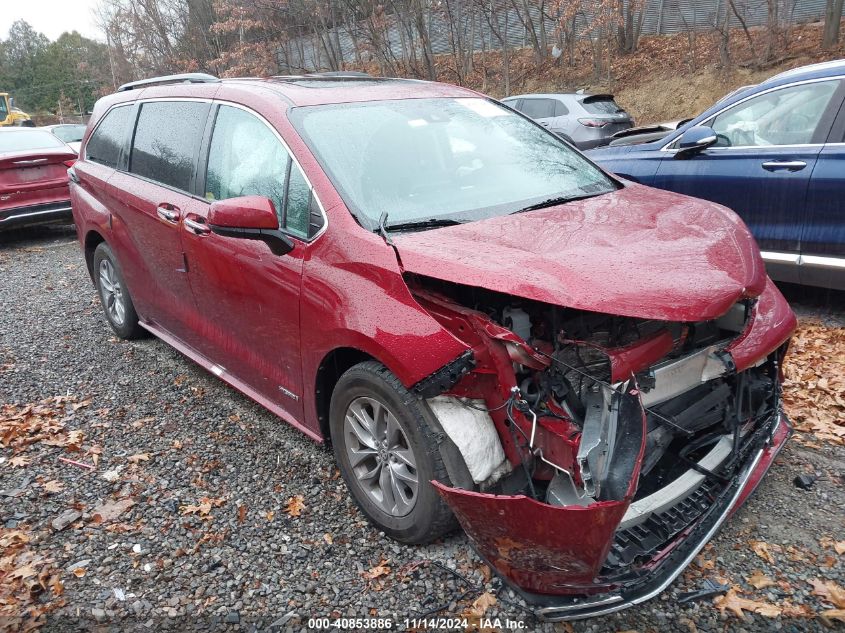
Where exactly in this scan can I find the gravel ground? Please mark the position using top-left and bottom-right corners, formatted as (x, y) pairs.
(1, 224), (843, 633)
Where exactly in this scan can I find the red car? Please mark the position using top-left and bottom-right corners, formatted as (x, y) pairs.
(70, 73), (796, 620)
(0, 128), (76, 231)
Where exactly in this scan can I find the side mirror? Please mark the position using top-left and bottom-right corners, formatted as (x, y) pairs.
(208, 196), (294, 256)
(674, 126), (718, 159)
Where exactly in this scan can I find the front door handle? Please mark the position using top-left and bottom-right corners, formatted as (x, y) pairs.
(184, 217), (211, 235)
(156, 204), (180, 223)
(761, 160), (807, 172)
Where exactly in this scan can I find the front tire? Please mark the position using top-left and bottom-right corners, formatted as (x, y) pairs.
(93, 242), (144, 339)
(330, 361), (456, 544)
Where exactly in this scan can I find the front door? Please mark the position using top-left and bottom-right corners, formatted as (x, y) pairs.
(801, 97), (845, 290)
(652, 79), (842, 282)
(181, 103), (310, 422)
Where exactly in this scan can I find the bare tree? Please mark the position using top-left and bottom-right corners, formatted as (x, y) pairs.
(823, 0), (844, 48)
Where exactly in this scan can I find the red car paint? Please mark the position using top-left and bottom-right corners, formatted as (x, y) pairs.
(726, 278), (797, 372)
(0, 143), (75, 230)
(434, 483), (631, 591)
(70, 77), (796, 616)
(393, 183), (768, 323)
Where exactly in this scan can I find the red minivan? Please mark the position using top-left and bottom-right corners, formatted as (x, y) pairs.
(70, 73), (796, 620)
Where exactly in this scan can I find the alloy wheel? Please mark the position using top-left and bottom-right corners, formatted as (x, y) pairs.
(98, 258), (126, 326)
(343, 396), (419, 517)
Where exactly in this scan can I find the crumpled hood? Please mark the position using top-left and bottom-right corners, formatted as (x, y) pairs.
(394, 183), (767, 322)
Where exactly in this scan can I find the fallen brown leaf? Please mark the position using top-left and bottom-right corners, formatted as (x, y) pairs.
(811, 579), (845, 609)
(127, 453), (150, 463)
(237, 504), (247, 524)
(91, 498), (135, 524)
(821, 609), (845, 623)
(324, 533), (333, 545)
(41, 480), (64, 493)
(714, 586), (782, 618)
(362, 560), (391, 581)
(749, 540), (776, 565)
(465, 591), (497, 618)
(746, 570), (776, 590)
(284, 495), (305, 517)
(820, 536), (845, 555)
(8, 455), (30, 468)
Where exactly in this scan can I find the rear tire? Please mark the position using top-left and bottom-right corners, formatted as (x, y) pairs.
(330, 361), (457, 544)
(93, 243), (145, 339)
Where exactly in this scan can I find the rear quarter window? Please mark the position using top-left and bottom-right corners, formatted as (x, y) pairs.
(86, 105), (134, 168)
(130, 101), (210, 191)
(581, 97), (624, 115)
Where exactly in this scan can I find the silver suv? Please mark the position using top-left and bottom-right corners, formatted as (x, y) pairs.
(502, 93), (633, 149)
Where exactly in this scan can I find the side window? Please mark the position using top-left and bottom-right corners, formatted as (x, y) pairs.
(205, 105), (289, 223)
(205, 105), (319, 238)
(285, 163), (311, 238)
(86, 105), (134, 169)
(554, 100), (569, 117)
(129, 101), (209, 191)
(520, 99), (556, 119)
(710, 80), (840, 147)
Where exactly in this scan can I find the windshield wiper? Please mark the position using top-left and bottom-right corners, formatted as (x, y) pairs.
(382, 218), (463, 232)
(511, 191), (603, 215)
(377, 211), (393, 246)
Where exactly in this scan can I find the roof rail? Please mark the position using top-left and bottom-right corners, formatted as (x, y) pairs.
(117, 73), (219, 92)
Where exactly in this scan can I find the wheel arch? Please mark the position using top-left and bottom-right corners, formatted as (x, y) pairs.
(84, 229), (107, 282)
(314, 346), (377, 441)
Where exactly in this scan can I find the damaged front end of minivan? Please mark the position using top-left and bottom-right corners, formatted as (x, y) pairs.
(404, 273), (795, 620)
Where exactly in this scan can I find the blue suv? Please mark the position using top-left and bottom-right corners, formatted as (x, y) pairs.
(588, 60), (845, 291)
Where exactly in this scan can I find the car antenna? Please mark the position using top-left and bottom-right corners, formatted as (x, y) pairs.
(377, 211), (394, 247)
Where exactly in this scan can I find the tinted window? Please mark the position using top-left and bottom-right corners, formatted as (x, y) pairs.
(86, 105), (133, 168)
(285, 164), (311, 238)
(205, 105), (290, 223)
(710, 80), (839, 147)
(130, 101), (209, 191)
(520, 99), (556, 119)
(292, 98), (616, 230)
(581, 96), (624, 115)
(0, 130), (66, 152)
(0, 99), (8, 118)
(554, 100), (569, 117)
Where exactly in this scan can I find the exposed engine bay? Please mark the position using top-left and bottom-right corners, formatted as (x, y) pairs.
(405, 273), (788, 615)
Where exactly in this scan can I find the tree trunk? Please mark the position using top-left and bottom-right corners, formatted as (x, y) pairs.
(823, 0), (844, 48)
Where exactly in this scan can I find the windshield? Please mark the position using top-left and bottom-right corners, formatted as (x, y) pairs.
(51, 125), (86, 143)
(291, 97), (617, 230)
(0, 98), (7, 118)
(0, 130), (66, 152)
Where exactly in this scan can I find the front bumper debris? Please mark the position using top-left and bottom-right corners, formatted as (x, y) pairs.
(435, 411), (791, 621)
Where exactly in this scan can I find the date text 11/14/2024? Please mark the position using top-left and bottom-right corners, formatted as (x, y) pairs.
(307, 617), (529, 630)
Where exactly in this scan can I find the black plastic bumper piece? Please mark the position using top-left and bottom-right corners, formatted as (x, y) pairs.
(412, 350), (476, 399)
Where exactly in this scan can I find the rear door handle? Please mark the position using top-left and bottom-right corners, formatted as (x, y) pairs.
(184, 217), (211, 235)
(761, 160), (807, 172)
(156, 204), (180, 223)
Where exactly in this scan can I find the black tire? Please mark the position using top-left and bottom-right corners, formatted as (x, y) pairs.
(93, 242), (145, 339)
(330, 361), (457, 544)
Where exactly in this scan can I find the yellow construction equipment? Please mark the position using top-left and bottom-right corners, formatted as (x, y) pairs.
(0, 93), (34, 126)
